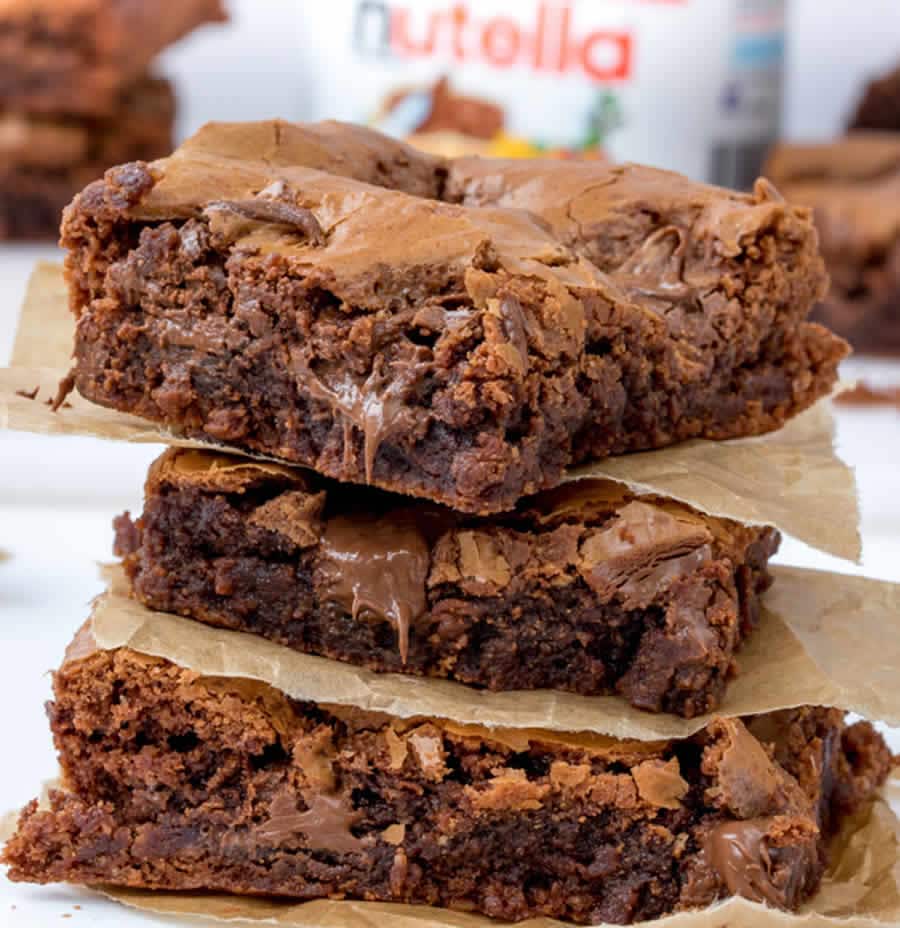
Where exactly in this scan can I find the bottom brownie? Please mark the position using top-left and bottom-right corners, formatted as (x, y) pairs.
(3, 635), (891, 925)
(0, 75), (173, 240)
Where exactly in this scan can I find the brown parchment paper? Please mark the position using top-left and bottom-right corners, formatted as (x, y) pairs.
(92, 564), (900, 741)
(0, 809), (16, 843)
(9, 261), (72, 370)
(0, 263), (860, 561)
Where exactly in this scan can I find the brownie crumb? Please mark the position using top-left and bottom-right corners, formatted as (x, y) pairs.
(51, 371), (76, 412)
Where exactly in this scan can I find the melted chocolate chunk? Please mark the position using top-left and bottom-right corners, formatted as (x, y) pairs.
(206, 195), (324, 244)
(257, 791), (364, 854)
(705, 818), (809, 909)
(297, 355), (423, 484)
(318, 514), (430, 664)
(579, 501), (713, 606)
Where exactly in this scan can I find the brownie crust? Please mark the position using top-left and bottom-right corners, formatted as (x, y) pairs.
(0, 0), (225, 117)
(114, 448), (780, 718)
(62, 121), (844, 514)
(766, 134), (900, 353)
(0, 75), (174, 240)
(3, 640), (891, 924)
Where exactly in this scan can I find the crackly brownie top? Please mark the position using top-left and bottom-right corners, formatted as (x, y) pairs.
(447, 153), (818, 268)
(70, 118), (827, 312)
(139, 119), (449, 199)
(766, 134), (900, 253)
(81, 129), (608, 308)
(142, 448), (775, 661)
(136, 119), (823, 275)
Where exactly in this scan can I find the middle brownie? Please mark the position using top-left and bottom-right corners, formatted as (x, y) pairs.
(115, 449), (780, 718)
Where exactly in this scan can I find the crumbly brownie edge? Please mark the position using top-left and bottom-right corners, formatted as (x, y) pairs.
(114, 450), (780, 717)
(4, 645), (890, 924)
(63, 159), (845, 513)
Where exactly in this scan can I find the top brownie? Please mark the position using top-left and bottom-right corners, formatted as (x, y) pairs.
(0, 0), (226, 116)
(62, 120), (844, 514)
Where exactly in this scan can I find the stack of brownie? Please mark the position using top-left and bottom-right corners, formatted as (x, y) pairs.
(3, 121), (895, 925)
(0, 0), (225, 239)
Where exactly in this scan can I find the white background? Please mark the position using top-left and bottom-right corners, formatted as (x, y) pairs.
(1, 1), (899, 924)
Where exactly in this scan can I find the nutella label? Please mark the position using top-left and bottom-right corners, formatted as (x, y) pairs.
(295, 0), (785, 186)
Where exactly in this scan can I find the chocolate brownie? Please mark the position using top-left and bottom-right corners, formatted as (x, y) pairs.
(0, 0), (225, 117)
(0, 74), (174, 239)
(3, 633), (890, 925)
(61, 120), (844, 514)
(766, 134), (900, 353)
(114, 448), (779, 718)
(850, 61), (900, 131)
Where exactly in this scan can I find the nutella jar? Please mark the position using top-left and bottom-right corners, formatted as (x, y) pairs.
(295, 0), (785, 187)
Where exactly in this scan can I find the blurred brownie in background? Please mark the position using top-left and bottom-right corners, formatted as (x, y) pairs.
(0, 0), (226, 116)
(0, 75), (173, 239)
(0, 0), (226, 239)
(850, 61), (900, 132)
(766, 134), (900, 353)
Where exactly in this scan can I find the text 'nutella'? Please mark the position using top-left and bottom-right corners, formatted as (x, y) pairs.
(296, 0), (785, 187)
